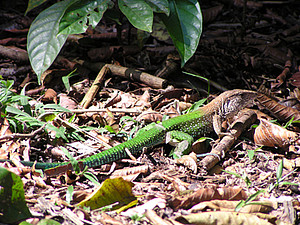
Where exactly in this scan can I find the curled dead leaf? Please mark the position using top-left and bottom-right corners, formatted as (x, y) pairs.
(254, 119), (300, 148)
(110, 165), (149, 181)
(42, 88), (57, 103)
(170, 187), (247, 210)
(175, 152), (197, 174)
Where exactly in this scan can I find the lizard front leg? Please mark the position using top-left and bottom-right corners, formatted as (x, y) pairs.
(213, 114), (234, 138)
(165, 130), (194, 159)
(166, 130), (220, 160)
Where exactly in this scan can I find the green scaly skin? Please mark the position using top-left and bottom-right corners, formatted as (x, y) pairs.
(1, 89), (257, 170)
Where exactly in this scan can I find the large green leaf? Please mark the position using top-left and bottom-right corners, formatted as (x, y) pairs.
(118, 0), (153, 32)
(160, 0), (202, 67)
(0, 167), (32, 223)
(27, 0), (74, 84)
(25, 0), (48, 15)
(145, 0), (170, 15)
(59, 0), (110, 35)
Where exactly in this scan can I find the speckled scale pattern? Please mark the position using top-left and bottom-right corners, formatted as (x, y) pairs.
(82, 110), (213, 168)
(162, 110), (213, 137)
(82, 125), (167, 168)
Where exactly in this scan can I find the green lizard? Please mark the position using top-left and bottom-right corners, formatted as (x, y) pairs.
(0, 89), (257, 170)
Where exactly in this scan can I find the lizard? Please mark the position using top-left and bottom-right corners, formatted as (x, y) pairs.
(0, 89), (257, 170)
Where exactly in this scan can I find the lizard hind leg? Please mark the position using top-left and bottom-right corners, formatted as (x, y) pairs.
(165, 130), (194, 159)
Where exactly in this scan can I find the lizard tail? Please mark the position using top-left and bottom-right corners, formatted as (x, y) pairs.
(0, 159), (64, 170)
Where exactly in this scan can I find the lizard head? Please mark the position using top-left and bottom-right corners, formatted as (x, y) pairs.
(218, 89), (257, 119)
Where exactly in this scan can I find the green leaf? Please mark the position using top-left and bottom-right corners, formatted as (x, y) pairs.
(37, 219), (62, 225)
(62, 69), (77, 92)
(83, 172), (101, 186)
(61, 147), (80, 173)
(27, 0), (74, 84)
(235, 189), (265, 212)
(145, 0), (169, 15)
(160, 0), (202, 67)
(19, 221), (33, 225)
(105, 125), (117, 134)
(0, 80), (15, 106)
(222, 170), (242, 179)
(46, 124), (68, 142)
(247, 150), (255, 161)
(38, 112), (56, 122)
(0, 167), (32, 223)
(20, 83), (33, 116)
(186, 98), (206, 113)
(283, 116), (294, 128)
(59, 0), (109, 35)
(39, 104), (72, 113)
(6, 106), (31, 118)
(234, 200), (245, 212)
(276, 159), (284, 182)
(118, 0), (153, 32)
(280, 181), (299, 186)
(245, 189), (265, 204)
(25, 0), (48, 15)
(66, 185), (74, 204)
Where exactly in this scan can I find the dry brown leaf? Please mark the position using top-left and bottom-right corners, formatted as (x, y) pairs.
(136, 89), (151, 108)
(71, 191), (90, 204)
(160, 174), (191, 194)
(283, 158), (297, 171)
(170, 187), (247, 210)
(257, 92), (300, 121)
(104, 90), (122, 108)
(178, 102), (192, 112)
(136, 111), (163, 123)
(254, 118), (300, 148)
(121, 198), (166, 218)
(290, 71), (300, 88)
(144, 209), (173, 225)
(59, 94), (78, 110)
(42, 88), (57, 103)
(176, 211), (273, 225)
(175, 152), (197, 174)
(272, 60), (291, 89)
(202, 5), (224, 24)
(0, 117), (19, 158)
(97, 211), (124, 225)
(116, 92), (138, 109)
(0, 118), (24, 175)
(110, 165), (149, 181)
(189, 200), (276, 213)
